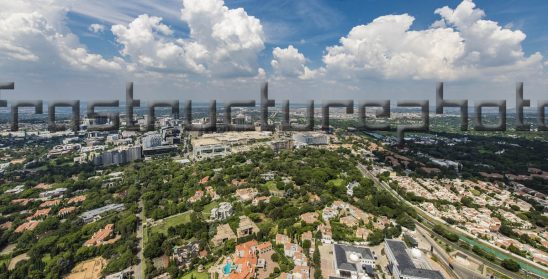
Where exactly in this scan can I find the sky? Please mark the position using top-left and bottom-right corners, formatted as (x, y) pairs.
(1, 0), (548, 106)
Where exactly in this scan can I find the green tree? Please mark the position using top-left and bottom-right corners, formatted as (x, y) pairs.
(501, 259), (521, 272)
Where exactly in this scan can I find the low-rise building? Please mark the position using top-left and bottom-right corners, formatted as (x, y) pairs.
(319, 224), (333, 244)
(346, 181), (359, 196)
(11, 198), (34, 206)
(333, 244), (375, 278)
(237, 216), (260, 238)
(172, 241), (199, 268)
(384, 239), (444, 279)
(68, 195), (86, 204)
(84, 224), (116, 247)
(260, 171), (276, 181)
(198, 176), (209, 184)
(340, 215), (359, 228)
(0, 222), (12, 230)
(205, 186), (220, 200)
(257, 242), (273, 255)
(189, 190), (204, 203)
(355, 228), (369, 240)
(252, 196), (270, 206)
(322, 207), (338, 222)
(276, 233), (291, 245)
(28, 208), (51, 220)
(235, 188), (258, 202)
(270, 140), (292, 153)
(230, 240), (258, 279)
(40, 199), (60, 208)
(58, 207), (77, 217)
(15, 220), (41, 233)
(300, 212), (319, 224)
(104, 268), (133, 279)
(211, 224), (237, 246)
(210, 202), (233, 221)
(6, 185), (25, 195)
(79, 204), (125, 223)
(39, 188), (67, 198)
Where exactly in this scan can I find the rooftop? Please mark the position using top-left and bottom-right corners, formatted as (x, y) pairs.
(385, 239), (444, 279)
(333, 244), (374, 272)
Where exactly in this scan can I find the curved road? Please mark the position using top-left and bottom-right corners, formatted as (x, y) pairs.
(356, 163), (532, 279)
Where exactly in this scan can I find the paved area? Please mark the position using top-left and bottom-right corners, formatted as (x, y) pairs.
(65, 256), (106, 279)
(257, 249), (279, 279)
(414, 226), (470, 279)
(319, 244), (335, 278)
(368, 243), (392, 278)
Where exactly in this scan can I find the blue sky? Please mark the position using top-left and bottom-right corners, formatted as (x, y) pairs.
(1, 0), (547, 103)
(68, 0), (548, 70)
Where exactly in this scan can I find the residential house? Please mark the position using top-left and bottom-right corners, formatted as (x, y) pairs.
(15, 220), (41, 233)
(229, 240), (258, 279)
(84, 224), (117, 247)
(58, 207), (77, 217)
(237, 216), (260, 238)
(212, 224), (237, 246)
(172, 241), (199, 268)
(189, 190), (204, 203)
(300, 212), (319, 224)
(210, 202), (233, 221)
(235, 188), (258, 202)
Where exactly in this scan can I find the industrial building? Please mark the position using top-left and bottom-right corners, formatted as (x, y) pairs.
(384, 239), (444, 279)
(332, 244), (376, 278)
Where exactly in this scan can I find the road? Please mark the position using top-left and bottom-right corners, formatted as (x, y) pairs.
(356, 163), (530, 279)
(413, 225), (460, 279)
(415, 224), (484, 279)
(134, 198), (145, 279)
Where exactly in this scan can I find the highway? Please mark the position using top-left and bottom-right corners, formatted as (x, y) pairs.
(356, 163), (537, 279)
(414, 224), (484, 279)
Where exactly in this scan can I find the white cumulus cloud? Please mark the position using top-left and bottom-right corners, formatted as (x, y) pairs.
(0, 0), (122, 73)
(320, 0), (544, 82)
(89, 23), (105, 33)
(271, 45), (321, 80)
(109, 0), (266, 78)
(111, 14), (207, 75)
(180, 0), (265, 77)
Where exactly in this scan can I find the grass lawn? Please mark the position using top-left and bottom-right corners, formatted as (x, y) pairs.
(143, 225), (149, 245)
(150, 212), (192, 235)
(328, 178), (345, 188)
(264, 181), (278, 191)
(180, 268), (209, 279)
(202, 201), (220, 218)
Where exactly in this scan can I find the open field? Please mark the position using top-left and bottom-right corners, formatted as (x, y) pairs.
(65, 257), (107, 279)
(202, 201), (220, 218)
(150, 211), (192, 235)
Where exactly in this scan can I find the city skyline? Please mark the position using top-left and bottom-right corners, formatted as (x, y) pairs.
(1, 0), (548, 103)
